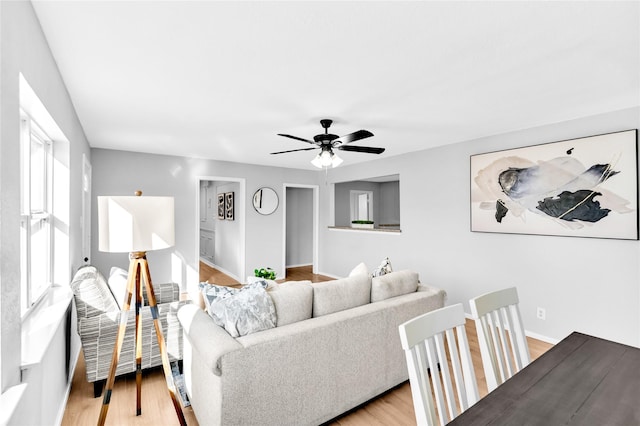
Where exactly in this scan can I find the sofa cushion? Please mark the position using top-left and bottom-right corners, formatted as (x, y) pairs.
(312, 274), (371, 317)
(268, 281), (313, 327)
(201, 281), (277, 337)
(371, 270), (419, 302)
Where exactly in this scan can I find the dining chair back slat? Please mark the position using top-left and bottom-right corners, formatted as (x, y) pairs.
(469, 287), (531, 392)
(399, 304), (479, 426)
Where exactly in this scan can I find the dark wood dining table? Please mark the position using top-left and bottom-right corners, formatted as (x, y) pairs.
(449, 331), (640, 425)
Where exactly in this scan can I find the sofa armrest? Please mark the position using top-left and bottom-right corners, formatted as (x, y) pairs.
(143, 281), (180, 305)
(178, 304), (242, 376)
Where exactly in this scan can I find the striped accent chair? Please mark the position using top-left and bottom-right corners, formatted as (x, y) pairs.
(70, 265), (188, 397)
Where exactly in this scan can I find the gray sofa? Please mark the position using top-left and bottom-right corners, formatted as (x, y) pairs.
(70, 265), (188, 396)
(178, 269), (446, 425)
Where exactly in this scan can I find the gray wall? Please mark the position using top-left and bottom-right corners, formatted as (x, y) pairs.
(0, 0), (90, 421)
(319, 107), (640, 347)
(379, 181), (400, 225)
(90, 149), (319, 298)
(92, 108), (640, 347)
(213, 181), (242, 278)
(286, 187), (313, 267)
(334, 180), (400, 227)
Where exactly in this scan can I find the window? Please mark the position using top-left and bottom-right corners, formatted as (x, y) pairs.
(20, 112), (53, 315)
(333, 174), (401, 230)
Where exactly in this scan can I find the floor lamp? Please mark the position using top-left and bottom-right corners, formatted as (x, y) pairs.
(97, 192), (186, 426)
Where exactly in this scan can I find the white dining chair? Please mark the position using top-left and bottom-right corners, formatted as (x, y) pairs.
(398, 304), (479, 426)
(469, 287), (531, 392)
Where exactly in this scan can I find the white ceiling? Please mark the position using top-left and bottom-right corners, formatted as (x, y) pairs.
(31, 1), (639, 171)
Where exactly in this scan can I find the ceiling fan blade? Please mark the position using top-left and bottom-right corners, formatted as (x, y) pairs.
(277, 133), (315, 144)
(338, 145), (385, 154)
(270, 147), (318, 155)
(337, 130), (374, 144)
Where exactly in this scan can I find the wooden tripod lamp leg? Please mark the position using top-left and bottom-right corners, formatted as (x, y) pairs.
(140, 257), (187, 426)
(135, 259), (143, 416)
(97, 253), (186, 426)
(97, 258), (138, 426)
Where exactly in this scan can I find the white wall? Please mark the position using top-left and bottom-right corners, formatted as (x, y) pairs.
(90, 148), (319, 298)
(0, 0), (90, 421)
(319, 107), (640, 346)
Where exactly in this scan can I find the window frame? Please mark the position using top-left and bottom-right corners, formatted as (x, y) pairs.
(20, 111), (54, 317)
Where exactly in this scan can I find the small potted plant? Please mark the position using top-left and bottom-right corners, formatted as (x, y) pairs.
(351, 220), (374, 229)
(254, 267), (277, 280)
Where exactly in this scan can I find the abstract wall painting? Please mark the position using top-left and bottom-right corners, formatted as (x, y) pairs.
(470, 130), (638, 240)
(225, 192), (234, 221)
(217, 193), (225, 220)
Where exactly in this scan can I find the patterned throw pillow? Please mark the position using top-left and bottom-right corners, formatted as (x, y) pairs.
(199, 282), (239, 326)
(372, 257), (393, 277)
(199, 281), (276, 337)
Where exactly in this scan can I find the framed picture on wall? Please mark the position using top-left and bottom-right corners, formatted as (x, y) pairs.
(217, 193), (225, 220)
(225, 192), (234, 221)
(470, 129), (638, 240)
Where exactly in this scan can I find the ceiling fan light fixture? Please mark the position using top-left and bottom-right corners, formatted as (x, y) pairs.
(319, 149), (333, 167)
(311, 153), (324, 168)
(331, 153), (343, 168)
(311, 148), (342, 169)
(277, 119), (380, 169)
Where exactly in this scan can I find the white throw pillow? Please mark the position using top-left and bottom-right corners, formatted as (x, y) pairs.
(108, 266), (129, 309)
(349, 262), (369, 277)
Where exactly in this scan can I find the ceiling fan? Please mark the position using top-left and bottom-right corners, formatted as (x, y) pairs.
(271, 119), (385, 168)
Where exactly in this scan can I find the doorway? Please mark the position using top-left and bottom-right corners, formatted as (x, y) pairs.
(282, 184), (319, 278)
(197, 177), (245, 282)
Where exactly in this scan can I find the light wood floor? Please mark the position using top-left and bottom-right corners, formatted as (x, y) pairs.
(62, 265), (552, 425)
(199, 262), (334, 285)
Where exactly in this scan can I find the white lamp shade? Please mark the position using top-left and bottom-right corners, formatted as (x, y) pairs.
(311, 149), (343, 169)
(98, 196), (175, 253)
(311, 154), (323, 168)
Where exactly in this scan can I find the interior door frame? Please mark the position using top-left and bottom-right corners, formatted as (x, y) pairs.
(282, 183), (319, 278)
(195, 176), (246, 282)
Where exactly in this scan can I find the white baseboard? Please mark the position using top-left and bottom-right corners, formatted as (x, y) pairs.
(463, 312), (558, 345)
(525, 330), (559, 345)
(200, 258), (242, 283)
(55, 346), (80, 426)
(199, 257), (215, 268)
(285, 263), (312, 269)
